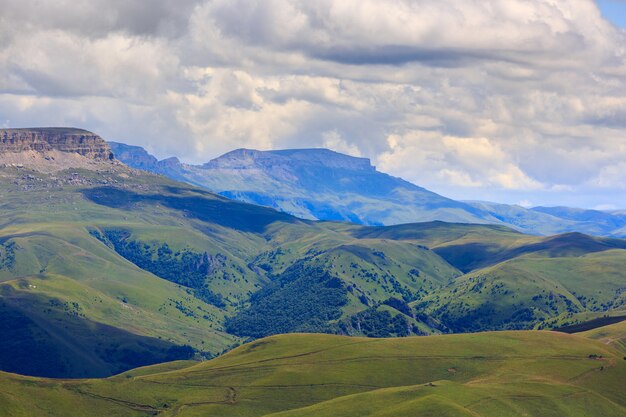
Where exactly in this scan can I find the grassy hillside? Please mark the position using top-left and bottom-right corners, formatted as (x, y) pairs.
(2, 162), (626, 378)
(419, 248), (626, 332)
(0, 330), (624, 416)
(352, 222), (626, 272)
(0, 167), (256, 376)
(0, 165), (463, 377)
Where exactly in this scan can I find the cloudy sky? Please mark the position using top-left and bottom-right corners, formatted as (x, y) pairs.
(1, 0), (625, 209)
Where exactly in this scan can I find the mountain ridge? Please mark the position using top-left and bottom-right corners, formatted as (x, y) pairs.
(110, 141), (626, 236)
(110, 141), (494, 225)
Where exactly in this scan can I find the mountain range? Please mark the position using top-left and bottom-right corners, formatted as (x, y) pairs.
(0, 127), (624, 416)
(110, 142), (626, 237)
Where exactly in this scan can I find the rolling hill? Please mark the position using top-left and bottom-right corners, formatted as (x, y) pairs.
(0, 329), (624, 416)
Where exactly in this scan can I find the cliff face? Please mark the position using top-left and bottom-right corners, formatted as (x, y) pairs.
(0, 128), (114, 160)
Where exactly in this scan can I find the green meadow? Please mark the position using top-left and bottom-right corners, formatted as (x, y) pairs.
(0, 329), (624, 416)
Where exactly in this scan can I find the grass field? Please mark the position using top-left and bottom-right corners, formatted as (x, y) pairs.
(0, 329), (624, 416)
(581, 319), (626, 353)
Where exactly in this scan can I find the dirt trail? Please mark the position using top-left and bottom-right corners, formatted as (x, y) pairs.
(170, 386), (238, 417)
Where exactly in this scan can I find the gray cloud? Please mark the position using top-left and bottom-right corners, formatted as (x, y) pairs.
(0, 0), (625, 208)
(0, 0), (200, 38)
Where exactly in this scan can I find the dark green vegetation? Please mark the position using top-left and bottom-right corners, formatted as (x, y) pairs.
(1, 159), (626, 379)
(91, 229), (226, 307)
(111, 142), (626, 236)
(225, 266), (348, 337)
(0, 329), (624, 416)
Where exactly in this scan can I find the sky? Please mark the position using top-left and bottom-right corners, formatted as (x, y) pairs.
(1, 0), (625, 209)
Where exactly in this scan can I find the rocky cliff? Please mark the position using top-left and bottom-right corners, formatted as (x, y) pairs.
(0, 128), (114, 160)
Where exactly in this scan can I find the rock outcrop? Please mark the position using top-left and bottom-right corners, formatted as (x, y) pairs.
(0, 128), (114, 161)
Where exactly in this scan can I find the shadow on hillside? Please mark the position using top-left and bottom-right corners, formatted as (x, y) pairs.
(435, 233), (626, 272)
(0, 287), (193, 378)
(82, 186), (297, 233)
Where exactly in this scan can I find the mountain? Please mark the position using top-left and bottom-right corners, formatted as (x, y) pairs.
(468, 201), (626, 237)
(110, 142), (626, 237)
(109, 143), (495, 225)
(0, 329), (624, 416)
(1, 127), (626, 381)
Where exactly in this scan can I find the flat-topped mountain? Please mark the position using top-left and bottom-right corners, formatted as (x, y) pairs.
(111, 143), (491, 225)
(204, 148), (374, 172)
(0, 128), (114, 160)
(111, 142), (626, 236)
(0, 127), (117, 172)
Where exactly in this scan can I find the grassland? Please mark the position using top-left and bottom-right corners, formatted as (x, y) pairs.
(2, 163), (626, 378)
(581, 319), (626, 353)
(0, 329), (624, 416)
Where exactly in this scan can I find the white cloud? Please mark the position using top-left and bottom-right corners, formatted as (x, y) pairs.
(322, 130), (362, 157)
(0, 0), (625, 207)
(377, 134), (543, 190)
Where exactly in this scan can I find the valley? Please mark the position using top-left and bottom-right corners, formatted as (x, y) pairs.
(4, 0), (626, 414)
(1, 130), (625, 378)
(0, 128), (624, 416)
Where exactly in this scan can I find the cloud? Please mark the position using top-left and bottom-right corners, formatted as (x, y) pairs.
(377, 134), (542, 190)
(0, 0), (625, 207)
(190, 0), (621, 69)
(0, 0), (200, 38)
(322, 130), (362, 157)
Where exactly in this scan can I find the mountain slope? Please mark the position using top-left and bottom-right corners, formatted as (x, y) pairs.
(0, 130), (466, 376)
(3, 158), (626, 376)
(469, 201), (626, 237)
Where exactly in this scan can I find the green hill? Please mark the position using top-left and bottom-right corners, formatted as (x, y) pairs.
(580, 319), (626, 353)
(0, 163), (463, 377)
(2, 152), (626, 378)
(0, 329), (624, 416)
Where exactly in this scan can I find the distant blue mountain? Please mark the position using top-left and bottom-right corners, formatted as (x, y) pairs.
(109, 142), (626, 237)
